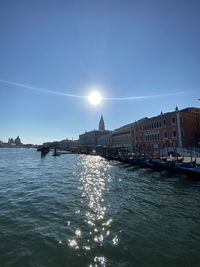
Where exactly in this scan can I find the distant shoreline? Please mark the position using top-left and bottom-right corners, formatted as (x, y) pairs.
(0, 145), (38, 148)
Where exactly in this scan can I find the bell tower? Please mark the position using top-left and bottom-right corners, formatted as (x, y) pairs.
(99, 115), (105, 131)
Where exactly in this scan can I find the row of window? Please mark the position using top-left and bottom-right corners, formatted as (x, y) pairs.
(136, 117), (180, 132)
(136, 134), (160, 142)
(145, 133), (160, 141)
(112, 135), (131, 145)
(136, 130), (178, 142)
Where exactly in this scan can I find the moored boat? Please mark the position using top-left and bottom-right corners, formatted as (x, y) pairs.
(177, 166), (200, 178)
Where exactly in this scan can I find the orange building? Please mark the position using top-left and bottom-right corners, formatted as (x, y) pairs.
(133, 107), (200, 154)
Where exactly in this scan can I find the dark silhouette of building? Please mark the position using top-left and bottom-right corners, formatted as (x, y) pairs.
(8, 138), (14, 144)
(99, 115), (105, 131)
(14, 136), (22, 146)
(79, 115), (111, 151)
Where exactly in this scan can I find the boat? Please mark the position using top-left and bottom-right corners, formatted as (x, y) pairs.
(102, 152), (200, 179)
(149, 158), (176, 172)
(176, 165), (200, 179)
(137, 157), (154, 168)
(176, 160), (196, 168)
(150, 158), (200, 178)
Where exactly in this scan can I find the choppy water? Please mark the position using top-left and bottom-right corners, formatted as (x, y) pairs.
(0, 148), (200, 267)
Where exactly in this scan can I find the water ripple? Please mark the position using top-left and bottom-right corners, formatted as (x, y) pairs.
(0, 149), (200, 266)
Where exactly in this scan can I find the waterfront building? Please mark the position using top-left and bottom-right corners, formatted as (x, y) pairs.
(43, 138), (76, 150)
(79, 130), (112, 151)
(14, 136), (22, 146)
(7, 136), (23, 147)
(133, 107), (200, 154)
(79, 116), (112, 151)
(97, 133), (112, 148)
(8, 138), (14, 145)
(78, 106), (200, 154)
(111, 123), (135, 151)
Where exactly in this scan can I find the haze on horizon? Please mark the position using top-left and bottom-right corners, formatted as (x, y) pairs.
(0, 0), (200, 145)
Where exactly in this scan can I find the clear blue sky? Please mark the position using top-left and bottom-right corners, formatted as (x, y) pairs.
(0, 0), (199, 144)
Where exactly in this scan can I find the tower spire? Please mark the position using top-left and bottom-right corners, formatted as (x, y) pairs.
(99, 115), (105, 131)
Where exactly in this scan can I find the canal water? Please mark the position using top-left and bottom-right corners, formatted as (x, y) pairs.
(0, 148), (200, 267)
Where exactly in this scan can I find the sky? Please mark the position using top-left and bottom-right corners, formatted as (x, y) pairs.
(0, 0), (200, 144)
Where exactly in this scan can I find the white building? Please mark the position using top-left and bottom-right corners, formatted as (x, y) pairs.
(111, 123), (135, 151)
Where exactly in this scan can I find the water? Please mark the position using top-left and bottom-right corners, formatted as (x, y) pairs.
(0, 148), (200, 267)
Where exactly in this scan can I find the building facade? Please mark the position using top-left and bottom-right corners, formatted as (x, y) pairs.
(111, 123), (135, 151)
(133, 107), (200, 154)
(79, 116), (112, 151)
(78, 107), (200, 154)
(97, 133), (112, 148)
(79, 130), (112, 151)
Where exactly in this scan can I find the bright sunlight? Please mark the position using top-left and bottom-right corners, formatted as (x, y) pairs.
(88, 91), (102, 106)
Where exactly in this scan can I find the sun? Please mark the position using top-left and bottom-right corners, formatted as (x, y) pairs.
(88, 91), (102, 106)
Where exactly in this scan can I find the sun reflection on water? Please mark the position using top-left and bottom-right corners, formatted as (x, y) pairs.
(66, 155), (119, 266)
(89, 256), (107, 267)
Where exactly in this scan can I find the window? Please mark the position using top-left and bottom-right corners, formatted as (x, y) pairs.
(163, 119), (166, 126)
(173, 131), (176, 138)
(159, 122), (162, 127)
(180, 117), (183, 124)
(156, 122), (159, 128)
(164, 131), (167, 138)
(172, 117), (176, 124)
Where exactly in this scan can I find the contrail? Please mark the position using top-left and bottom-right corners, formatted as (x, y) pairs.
(0, 79), (86, 98)
(0, 78), (189, 100)
(104, 91), (187, 100)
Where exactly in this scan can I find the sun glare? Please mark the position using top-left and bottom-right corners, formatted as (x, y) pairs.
(88, 91), (102, 106)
